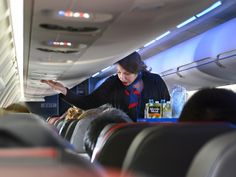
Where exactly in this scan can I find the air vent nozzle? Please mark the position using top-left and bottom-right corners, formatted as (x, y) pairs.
(40, 24), (99, 33)
(37, 48), (79, 54)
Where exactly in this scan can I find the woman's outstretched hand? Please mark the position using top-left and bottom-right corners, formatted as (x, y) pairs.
(41, 80), (67, 95)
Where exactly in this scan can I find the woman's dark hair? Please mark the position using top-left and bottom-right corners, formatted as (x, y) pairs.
(83, 108), (133, 157)
(179, 88), (236, 124)
(116, 52), (148, 74)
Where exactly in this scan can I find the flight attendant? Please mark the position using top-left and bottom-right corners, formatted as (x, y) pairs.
(41, 52), (170, 121)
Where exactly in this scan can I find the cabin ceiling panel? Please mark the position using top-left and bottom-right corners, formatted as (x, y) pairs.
(23, 0), (234, 100)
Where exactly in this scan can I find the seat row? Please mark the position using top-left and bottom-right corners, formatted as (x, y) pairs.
(47, 114), (236, 177)
(91, 121), (236, 177)
(47, 115), (99, 153)
(0, 113), (128, 177)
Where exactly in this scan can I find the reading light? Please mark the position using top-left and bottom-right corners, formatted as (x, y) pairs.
(58, 10), (65, 16)
(176, 16), (197, 28)
(57, 10), (91, 19)
(196, 1), (222, 18)
(83, 13), (90, 19)
(73, 12), (80, 17)
(65, 11), (73, 17)
(48, 41), (72, 47)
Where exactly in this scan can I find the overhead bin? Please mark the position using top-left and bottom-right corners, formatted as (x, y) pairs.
(198, 49), (236, 81)
(145, 18), (236, 91)
(160, 53), (236, 91)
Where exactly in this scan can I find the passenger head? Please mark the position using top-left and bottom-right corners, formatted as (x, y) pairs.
(179, 88), (236, 124)
(84, 108), (133, 157)
(78, 104), (112, 120)
(65, 106), (84, 120)
(116, 52), (148, 86)
(3, 102), (30, 113)
(0, 108), (7, 116)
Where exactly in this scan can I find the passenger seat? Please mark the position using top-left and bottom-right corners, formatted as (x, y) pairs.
(121, 122), (236, 177)
(187, 130), (236, 177)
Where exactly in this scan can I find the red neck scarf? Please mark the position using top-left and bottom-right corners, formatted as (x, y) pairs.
(124, 72), (142, 109)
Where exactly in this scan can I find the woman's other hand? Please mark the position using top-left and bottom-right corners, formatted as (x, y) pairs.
(41, 80), (67, 95)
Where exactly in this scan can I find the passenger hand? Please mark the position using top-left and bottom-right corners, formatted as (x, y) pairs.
(41, 80), (67, 95)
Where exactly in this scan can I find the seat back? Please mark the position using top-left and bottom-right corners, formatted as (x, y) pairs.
(122, 122), (236, 177)
(0, 113), (73, 150)
(0, 147), (102, 177)
(47, 116), (60, 125)
(59, 119), (74, 137)
(187, 130), (236, 177)
(70, 116), (97, 152)
(94, 123), (116, 149)
(0, 113), (101, 176)
(64, 119), (79, 141)
(54, 118), (65, 131)
(92, 122), (164, 168)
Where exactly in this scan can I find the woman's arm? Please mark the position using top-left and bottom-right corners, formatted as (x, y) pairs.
(59, 76), (118, 109)
(41, 80), (67, 95)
